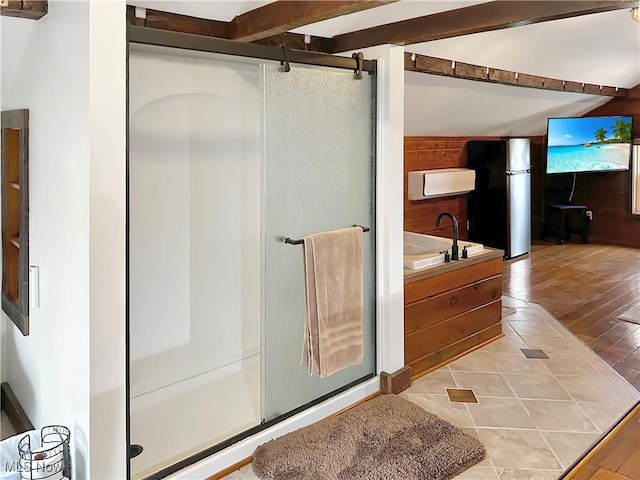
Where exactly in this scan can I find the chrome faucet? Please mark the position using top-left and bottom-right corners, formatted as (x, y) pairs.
(436, 212), (459, 261)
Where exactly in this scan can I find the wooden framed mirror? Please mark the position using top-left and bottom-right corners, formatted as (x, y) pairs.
(1, 109), (30, 335)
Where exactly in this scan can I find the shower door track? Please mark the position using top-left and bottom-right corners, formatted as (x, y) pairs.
(142, 373), (375, 480)
(128, 24), (376, 74)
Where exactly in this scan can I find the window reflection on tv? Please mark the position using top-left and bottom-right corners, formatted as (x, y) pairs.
(546, 116), (633, 174)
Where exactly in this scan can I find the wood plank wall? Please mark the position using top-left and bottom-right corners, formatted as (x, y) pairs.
(404, 137), (469, 240)
(404, 136), (545, 240)
(574, 85), (640, 248)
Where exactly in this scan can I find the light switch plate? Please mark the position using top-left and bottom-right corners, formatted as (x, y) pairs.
(29, 265), (40, 309)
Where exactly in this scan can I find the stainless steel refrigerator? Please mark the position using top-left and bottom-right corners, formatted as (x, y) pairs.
(467, 138), (531, 259)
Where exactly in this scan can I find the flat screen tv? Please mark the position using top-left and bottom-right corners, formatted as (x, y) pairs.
(546, 115), (633, 174)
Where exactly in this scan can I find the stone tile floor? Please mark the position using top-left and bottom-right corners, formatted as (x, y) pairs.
(223, 296), (639, 479)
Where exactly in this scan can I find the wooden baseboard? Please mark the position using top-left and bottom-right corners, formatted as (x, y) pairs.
(1, 381), (34, 434)
(380, 366), (412, 394)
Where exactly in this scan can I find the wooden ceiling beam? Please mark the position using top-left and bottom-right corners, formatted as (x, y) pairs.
(126, 6), (333, 53)
(229, 0), (397, 43)
(331, 1), (640, 52)
(405, 51), (629, 98)
(0, 0), (47, 20)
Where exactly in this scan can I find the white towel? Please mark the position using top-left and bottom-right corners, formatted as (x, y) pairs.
(301, 227), (364, 377)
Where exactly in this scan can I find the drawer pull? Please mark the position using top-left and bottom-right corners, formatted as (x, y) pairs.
(491, 288), (498, 298)
(450, 296), (458, 306)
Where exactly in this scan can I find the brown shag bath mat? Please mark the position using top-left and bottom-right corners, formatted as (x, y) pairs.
(252, 394), (485, 480)
(502, 305), (517, 317)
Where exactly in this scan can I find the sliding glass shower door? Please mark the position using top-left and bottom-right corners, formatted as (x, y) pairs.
(262, 64), (376, 421)
(128, 46), (377, 477)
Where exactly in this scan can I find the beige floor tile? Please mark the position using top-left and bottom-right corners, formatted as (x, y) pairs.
(502, 321), (520, 336)
(406, 369), (457, 395)
(403, 393), (475, 427)
(583, 358), (640, 403)
(577, 401), (631, 432)
(494, 468), (564, 479)
(520, 400), (598, 432)
(452, 372), (515, 397)
(490, 352), (552, 375)
(554, 375), (629, 403)
(541, 355), (600, 377)
(607, 377), (640, 403)
(461, 428), (492, 467)
(485, 336), (529, 354)
(506, 308), (546, 322)
(520, 335), (578, 355)
(450, 351), (499, 373)
(477, 429), (561, 469)
(503, 374), (571, 400)
(455, 466), (498, 479)
(529, 303), (558, 322)
(545, 319), (585, 343)
(502, 296), (530, 308)
(508, 320), (560, 337)
(541, 431), (601, 469)
(468, 397), (536, 428)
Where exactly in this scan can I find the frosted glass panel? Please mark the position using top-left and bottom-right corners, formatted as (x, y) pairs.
(263, 64), (376, 420)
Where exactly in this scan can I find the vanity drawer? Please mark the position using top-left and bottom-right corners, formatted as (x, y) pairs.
(405, 274), (502, 335)
(405, 257), (502, 304)
(405, 299), (501, 364)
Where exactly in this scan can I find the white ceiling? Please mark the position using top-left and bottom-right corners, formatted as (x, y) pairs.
(4, 1), (638, 137)
(127, 1), (639, 136)
(127, 0), (273, 22)
(290, 0), (488, 37)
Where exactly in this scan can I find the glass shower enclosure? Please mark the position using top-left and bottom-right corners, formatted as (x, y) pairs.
(128, 42), (376, 479)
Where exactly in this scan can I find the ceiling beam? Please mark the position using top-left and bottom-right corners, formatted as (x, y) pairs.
(229, 0), (397, 43)
(126, 6), (334, 53)
(405, 51), (629, 98)
(0, 0), (47, 20)
(331, 1), (640, 52)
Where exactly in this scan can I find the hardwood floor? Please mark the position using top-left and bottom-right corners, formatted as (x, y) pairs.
(564, 403), (640, 480)
(503, 243), (640, 390)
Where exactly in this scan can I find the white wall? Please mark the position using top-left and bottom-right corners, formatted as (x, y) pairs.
(0, 1), (91, 476)
(0, 1), (127, 478)
(88, 1), (127, 478)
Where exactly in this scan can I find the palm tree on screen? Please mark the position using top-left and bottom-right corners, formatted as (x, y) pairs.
(612, 119), (632, 143)
(594, 128), (607, 143)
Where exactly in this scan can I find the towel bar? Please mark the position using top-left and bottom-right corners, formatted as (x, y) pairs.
(284, 226), (370, 245)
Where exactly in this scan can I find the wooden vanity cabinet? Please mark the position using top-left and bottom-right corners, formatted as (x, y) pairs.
(404, 255), (503, 377)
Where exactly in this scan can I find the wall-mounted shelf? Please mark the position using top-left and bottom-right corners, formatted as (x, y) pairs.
(2, 109), (30, 335)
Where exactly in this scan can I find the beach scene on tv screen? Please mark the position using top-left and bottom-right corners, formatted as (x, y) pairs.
(547, 116), (632, 173)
